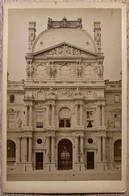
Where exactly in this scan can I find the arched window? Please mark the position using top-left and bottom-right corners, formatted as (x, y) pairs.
(7, 140), (16, 162)
(61, 65), (69, 80)
(36, 65), (45, 80)
(114, 139), (121, 164)
(9, 95), (15, 103)
(85, 65), (94, 80)
(59, 107), (71, 128)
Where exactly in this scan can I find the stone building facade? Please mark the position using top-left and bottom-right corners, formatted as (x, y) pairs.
(7, 18), (121, 174)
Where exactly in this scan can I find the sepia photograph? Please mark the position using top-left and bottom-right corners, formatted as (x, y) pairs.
(2, 2), (127, 194)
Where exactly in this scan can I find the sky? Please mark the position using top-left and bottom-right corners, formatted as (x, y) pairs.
(8, 8), (121, 81)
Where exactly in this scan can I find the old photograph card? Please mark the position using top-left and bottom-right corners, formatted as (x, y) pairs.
(2, 1), (127, 193)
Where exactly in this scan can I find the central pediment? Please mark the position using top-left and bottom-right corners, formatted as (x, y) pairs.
(30, 42), (102, 59)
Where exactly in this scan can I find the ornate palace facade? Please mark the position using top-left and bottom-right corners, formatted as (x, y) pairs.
(7, 18), (121, 175)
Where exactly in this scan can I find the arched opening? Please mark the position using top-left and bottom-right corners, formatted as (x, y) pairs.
(58, 139), (72, 170)
(114, 139), (121, 165)
(7, 140), (16, 163)
(59, 107), (71, 128)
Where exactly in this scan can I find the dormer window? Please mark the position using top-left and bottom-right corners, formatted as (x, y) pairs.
(9, 95), (15, 103)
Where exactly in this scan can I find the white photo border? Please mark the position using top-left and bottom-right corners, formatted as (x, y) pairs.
(2, 1), (127, 194)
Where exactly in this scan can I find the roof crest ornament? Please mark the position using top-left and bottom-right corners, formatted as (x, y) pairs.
(47, 17), (82, 29)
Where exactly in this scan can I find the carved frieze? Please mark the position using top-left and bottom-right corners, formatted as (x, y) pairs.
(37, 44), (94, 58)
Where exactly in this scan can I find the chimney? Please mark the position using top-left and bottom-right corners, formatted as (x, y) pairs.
(94, 22), (101, 53)
(28, 22), (36, 52)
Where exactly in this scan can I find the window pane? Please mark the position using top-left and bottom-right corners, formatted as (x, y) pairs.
(36, 122), (43, 128)
(59, 120), (64, 127)
(66, 119), (71, 127)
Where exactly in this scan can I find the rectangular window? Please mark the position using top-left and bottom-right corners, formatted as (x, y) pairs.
(8, 114), (15, 129)
(86, 111), (93, 128)
(36, 111), (43, 128)
(114, 95), (120, 103)
(59, 119), (71, 128)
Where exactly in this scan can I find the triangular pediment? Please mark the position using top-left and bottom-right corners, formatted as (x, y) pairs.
(31, 42), (102, 58)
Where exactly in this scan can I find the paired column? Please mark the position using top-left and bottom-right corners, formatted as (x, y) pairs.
(96, 105), (100, 127)
(25, 105), (28, 126)
(46, 136), (50, 162)
(51, 136), (55, 162)
(21, 137), (27, 163)
(16, 137), (21, 163)
(25, 104), (33, 127)
(28, 137), (32, 163)
(29, 105), (32, 127)
(97, 136), (101, 161)
(102, 136), (106, 162)
(75, 136), (78, 162)
(75, 104), (78, 126)
(80, 105), (83, 126)
(46, 105), (50, 127)
(109, 137), (113, 163)
(51, 105), (55, 127)
(102, 105), (105, 126)
(80, 136), (84, 162)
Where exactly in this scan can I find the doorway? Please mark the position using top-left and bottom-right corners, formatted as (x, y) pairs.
(35, 152), (43, 170)
(87, 152), (94, 169)
(58, 139), (72, 170)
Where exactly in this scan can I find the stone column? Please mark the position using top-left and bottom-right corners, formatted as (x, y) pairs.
(28, 137), (32, 163)
(16, 137), (21, 163)
(80, 136), (84, 162)
(102, 137), (106, 162)
(80, 104), (83, 126)
(52, 105), (55, 127)
(21, 137), (27, 163)
(25, 105), (28, 126)
(46, 136), (50, 162)
(97, 105), (100, 127)
(75, 136), (78, 162)
(75, 104), (78, 126)
(97, 136), (101, 162)
(46, 105), (50, 127)
(51, 136), (55, 163)
(102, 105), (105, 126)
(29, 105), (32, 127)
(109, 137), (113, 168)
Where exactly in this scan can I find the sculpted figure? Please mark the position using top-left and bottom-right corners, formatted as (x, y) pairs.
(77, 65), (83, 78)
(26, 65), (30, 77)
(17, 118), (22, 128)
(97, 62), (104, 77)
(49, 65), (57, 78)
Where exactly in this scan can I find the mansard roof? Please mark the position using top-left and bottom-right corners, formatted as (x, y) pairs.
(32, 18), (97, 54)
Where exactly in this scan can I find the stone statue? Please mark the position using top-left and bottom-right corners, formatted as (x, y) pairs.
(97, 62), (104, 77)
(26, 65), (30, 77)
(77, 65), (83, 78)
(74, 87), (81, 96)
(49, 65), (57, 78)
(17, 118), (22, 128)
